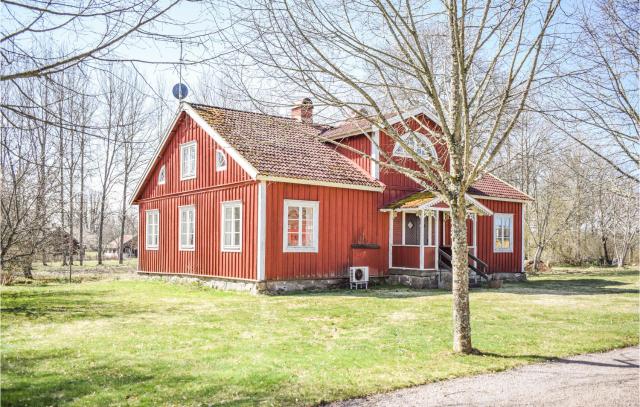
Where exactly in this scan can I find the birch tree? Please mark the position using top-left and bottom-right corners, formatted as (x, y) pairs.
(214, 0), (560, 353)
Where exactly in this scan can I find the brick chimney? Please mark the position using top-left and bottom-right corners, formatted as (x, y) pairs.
(291, 98), (313, 124)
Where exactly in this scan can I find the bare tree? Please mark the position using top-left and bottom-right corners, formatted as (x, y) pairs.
(213, 0), (560, 353)
(1, 0), (182, 82)
(96, 70), (126, 265)
(117, 75), (148, 264)
(549, 0), (639, 182)
(611, 181), (639, 267)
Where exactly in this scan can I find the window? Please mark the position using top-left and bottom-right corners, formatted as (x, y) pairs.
(404, 213), (420, 245)
(216, 149), (227, 171)
(158, 165), (166, 185)
(494, 213), (513, 252)
(180, 141), (197, 180)
(221, 201), (242, 251)
(145, 210), (159, 250)
(393, 133), (437, 160)
(179, 205), (196, 250)
(283, 200), (319, 252)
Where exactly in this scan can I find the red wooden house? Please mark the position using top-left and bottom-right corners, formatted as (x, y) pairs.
(131, 99), (531, 292)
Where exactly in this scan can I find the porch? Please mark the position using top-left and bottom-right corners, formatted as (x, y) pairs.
(383, 191), (493, 288)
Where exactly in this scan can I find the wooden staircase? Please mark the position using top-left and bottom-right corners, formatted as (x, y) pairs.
(437, 248), (490, 288)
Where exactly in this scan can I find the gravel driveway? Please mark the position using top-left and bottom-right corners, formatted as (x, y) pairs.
(331, 346), (639, 407)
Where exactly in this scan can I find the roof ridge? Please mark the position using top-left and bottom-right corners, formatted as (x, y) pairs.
(188, 102), (297, 122)
(484, 172), (534, 200)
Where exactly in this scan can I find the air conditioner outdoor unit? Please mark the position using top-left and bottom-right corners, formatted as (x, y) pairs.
(349, 266), (369, 290)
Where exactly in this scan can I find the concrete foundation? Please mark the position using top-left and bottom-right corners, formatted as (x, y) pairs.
(138, 271), (387, 294)
(138, 271), (525, 293)
(491, 272), (527, 282)
(138, 272), (259, 293)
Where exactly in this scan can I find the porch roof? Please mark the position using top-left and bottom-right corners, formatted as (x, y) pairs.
(382, 191), (493, 216)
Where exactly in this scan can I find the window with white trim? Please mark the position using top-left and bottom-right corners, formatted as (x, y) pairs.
(180, 141), (197, 180)
(145, 210), (159, 250)
(158, 165), (166, 185)
(216, 149), (227, 171)
(221, 201), (242, 251)
(392, 133), (437, 160)
(179, 205), (196, 250)
(494, 213), (513, 252)
(284, 200), (319, 252)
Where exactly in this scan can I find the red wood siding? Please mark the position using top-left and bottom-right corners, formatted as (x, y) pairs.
(439, 200), (523, 273)
(136, 111), (258, 280)
(475, 199), (523, 274)
(378, 114), (450, 206)
(264, 183), (388, 280)
(139, 113), (251, 201)
(391, 246), (420, 268)
(423, 247), (436, 269)
(138, 182), (258, 279)
(333, 134), (371, 174)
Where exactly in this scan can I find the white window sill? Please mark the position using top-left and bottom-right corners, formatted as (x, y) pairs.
(146, 246), (159, 251)
(284, 247), (318, 253)
(179, 247), (195, 251)
(180, 175), (196, 181)
(222, 247), (241, 252)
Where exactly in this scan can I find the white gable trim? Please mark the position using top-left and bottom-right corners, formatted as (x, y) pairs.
(384, 106), (442, 127)
(256, 175), (384, 192)
(183, 103), (259, 178)
(129, 107), (183, 205)
(129, 103), (259, 205)
(468, 195), (530, 204)
(465, 194), (494, 216)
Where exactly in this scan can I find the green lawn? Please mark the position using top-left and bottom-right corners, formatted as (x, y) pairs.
(1, 268), (638, 406)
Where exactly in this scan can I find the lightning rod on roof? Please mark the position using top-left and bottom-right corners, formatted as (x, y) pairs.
(172, 41), (189, 100)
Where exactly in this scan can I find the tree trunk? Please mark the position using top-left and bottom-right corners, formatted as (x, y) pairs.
(79, 135), (85, 266)
(533, 245), (544, 273)
(97, 194), (106, 265)
(118, 170), (129, 265)
(22, 255), (34, 279)
(450, 203), (472, 354)
(601, 235), (611, 266)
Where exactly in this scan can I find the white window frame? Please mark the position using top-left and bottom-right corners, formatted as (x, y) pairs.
(178, 205), (196, 251)
(216, 149), (228, 172)
(145, 209), (159, 250)
(493, 213), (513, 253)
(283, 199), (319, 253)
(180, 141), (197, 180)
(221, 200), (242, 252)
(158, 165), (166, 185)
(392, 133), (437, 160)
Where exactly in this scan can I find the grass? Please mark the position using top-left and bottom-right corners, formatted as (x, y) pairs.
(1, 267), (638, 406)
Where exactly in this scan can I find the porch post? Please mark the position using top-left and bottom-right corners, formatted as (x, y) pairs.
(419, 211), (425, 270)
(435, 212), (440, 270)
(473, 213), (478, 257)
(388, 211), (394, 269)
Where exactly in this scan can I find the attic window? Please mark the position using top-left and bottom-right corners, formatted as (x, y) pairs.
(216, 149), (227, 171)
(158, 165), (166, 185)
(393, 133), (437, 161)
(180, 141), (197, 180)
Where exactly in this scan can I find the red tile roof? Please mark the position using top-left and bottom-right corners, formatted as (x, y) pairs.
(189, 104), (530, 201)
(468, 173), (532, 201)
(190, 104), (382, 189)
(320, 112), (397, 139)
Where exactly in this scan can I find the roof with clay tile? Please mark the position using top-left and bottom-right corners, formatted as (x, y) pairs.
(189, 103), (381, 189)
(468, 173), (533, 201)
